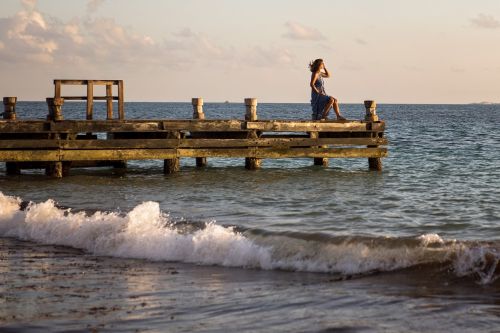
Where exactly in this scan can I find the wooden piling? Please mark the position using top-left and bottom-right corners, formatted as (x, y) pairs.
(44, 97), (67, 176)
(3, 97), (19, 174)
(192, 98), (207, 167)
(164, 131), (181, 174)
(46, 98), (64, 121)
(3, 97), (17, 120)
(244, 98), (261, 170)
(310, 131), (329, 167)
(365, 100), (382, 171)
(44, 161), (70, 178)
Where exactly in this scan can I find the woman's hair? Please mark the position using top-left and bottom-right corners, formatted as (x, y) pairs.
(309, 59), (323, 73)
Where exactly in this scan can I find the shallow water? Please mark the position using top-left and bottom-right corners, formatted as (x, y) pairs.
(0, 102), (499, 331)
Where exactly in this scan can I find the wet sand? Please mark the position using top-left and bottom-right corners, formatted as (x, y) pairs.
(1, 238), (499, 333)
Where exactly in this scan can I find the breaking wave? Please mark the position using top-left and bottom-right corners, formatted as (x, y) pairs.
(0, 192), (498, 284)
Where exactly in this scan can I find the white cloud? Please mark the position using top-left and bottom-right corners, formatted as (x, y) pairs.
(87, 0), (106, 14)
(0, 2), (294, 72)
(245, 46), (295, 67)
(0, 6), (176, 67)
(21, 0), (37, 11)
(0, 6), (58, 63)
(283, 21), (326, 41)
(470, 14), (500, 29)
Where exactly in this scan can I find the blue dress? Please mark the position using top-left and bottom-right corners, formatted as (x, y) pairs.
(311, 76), (331, 120)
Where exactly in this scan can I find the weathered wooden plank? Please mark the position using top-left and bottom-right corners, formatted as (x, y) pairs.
(61, 96), (119, 101)
(0, 150), (61, 161)
(51, 121), (163, 132)
(0, 140), (61, 149)
(176, 147), (388, 159)
(0, 147), (387, 161)
(246, 121), (369, 132)
(0, 120), (385, 134)
(55, 80), (121, 85)
(92, 80), (121, 85)
(61, 149), (177, 161)
(0, 120), (230, 133)
(162, 120), (245, 132)
(0, 137), (388, 150)
(0, 123), (47, 133)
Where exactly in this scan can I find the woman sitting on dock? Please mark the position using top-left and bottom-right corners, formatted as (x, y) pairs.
(309, 59), (345, 120)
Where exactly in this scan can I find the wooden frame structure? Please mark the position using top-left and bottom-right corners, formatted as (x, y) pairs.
(54, 80), (124, 120)
(1, 85), (387, 177)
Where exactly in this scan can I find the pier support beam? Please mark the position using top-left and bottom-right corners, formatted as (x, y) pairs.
(45, 162), (70, 178)
(3, 97), (19, 174)
(164, 158), (180, 174)
(365, 100), (382, 171)
(164, 131), (181, 174)
(310, 131), (329, 167)
(192, 98), (207, 167)
(244, 98), (261, 170)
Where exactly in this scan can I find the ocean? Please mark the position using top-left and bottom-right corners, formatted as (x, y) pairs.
(0, 102), (499, 332)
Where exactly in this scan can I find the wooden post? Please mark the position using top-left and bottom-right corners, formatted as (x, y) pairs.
(245, 98), (258, 121)
(3, 98), (19, 174)
(310, 131), (329, 167)
(164, 131), (180, 174)
(3, 97), (21, 175)
(46, 98), (64, 121)
(3, 97), (17, 120)
(3, 98), (20, 174)
(45, 162), (65, 178)
(118, 80), (125, 120)
(192, 98), (207, 167)
(54, 80), (61, 99)
(364, 100), (379, 122)
(244, 98), (261, 170)
(106, 84), (113, 120)
(365, 100), (382, 171)
(86, 80), (94, 120)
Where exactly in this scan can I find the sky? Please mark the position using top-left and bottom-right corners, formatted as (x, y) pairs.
(0, 0), (499, 103)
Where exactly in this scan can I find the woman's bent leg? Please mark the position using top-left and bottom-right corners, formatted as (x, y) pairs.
(333, 98), (346, 120)
(321, 97), (335, 119)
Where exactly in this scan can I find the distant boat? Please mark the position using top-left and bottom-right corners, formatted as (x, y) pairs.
(224, 100), (230, 104)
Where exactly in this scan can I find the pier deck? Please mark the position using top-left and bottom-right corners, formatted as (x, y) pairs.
(0, 83), (387, 177)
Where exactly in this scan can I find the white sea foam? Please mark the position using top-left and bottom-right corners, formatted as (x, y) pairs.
(418, 233), (445, 246)
(0, 192), (498, 282)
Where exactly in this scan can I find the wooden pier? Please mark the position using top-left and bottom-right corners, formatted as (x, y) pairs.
(0, 80), (387, 177)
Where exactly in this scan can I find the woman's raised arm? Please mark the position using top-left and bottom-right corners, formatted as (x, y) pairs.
(321, 65), (330, 78)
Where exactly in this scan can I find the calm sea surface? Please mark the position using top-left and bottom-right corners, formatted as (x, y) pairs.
(0, 102), (499, 332)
